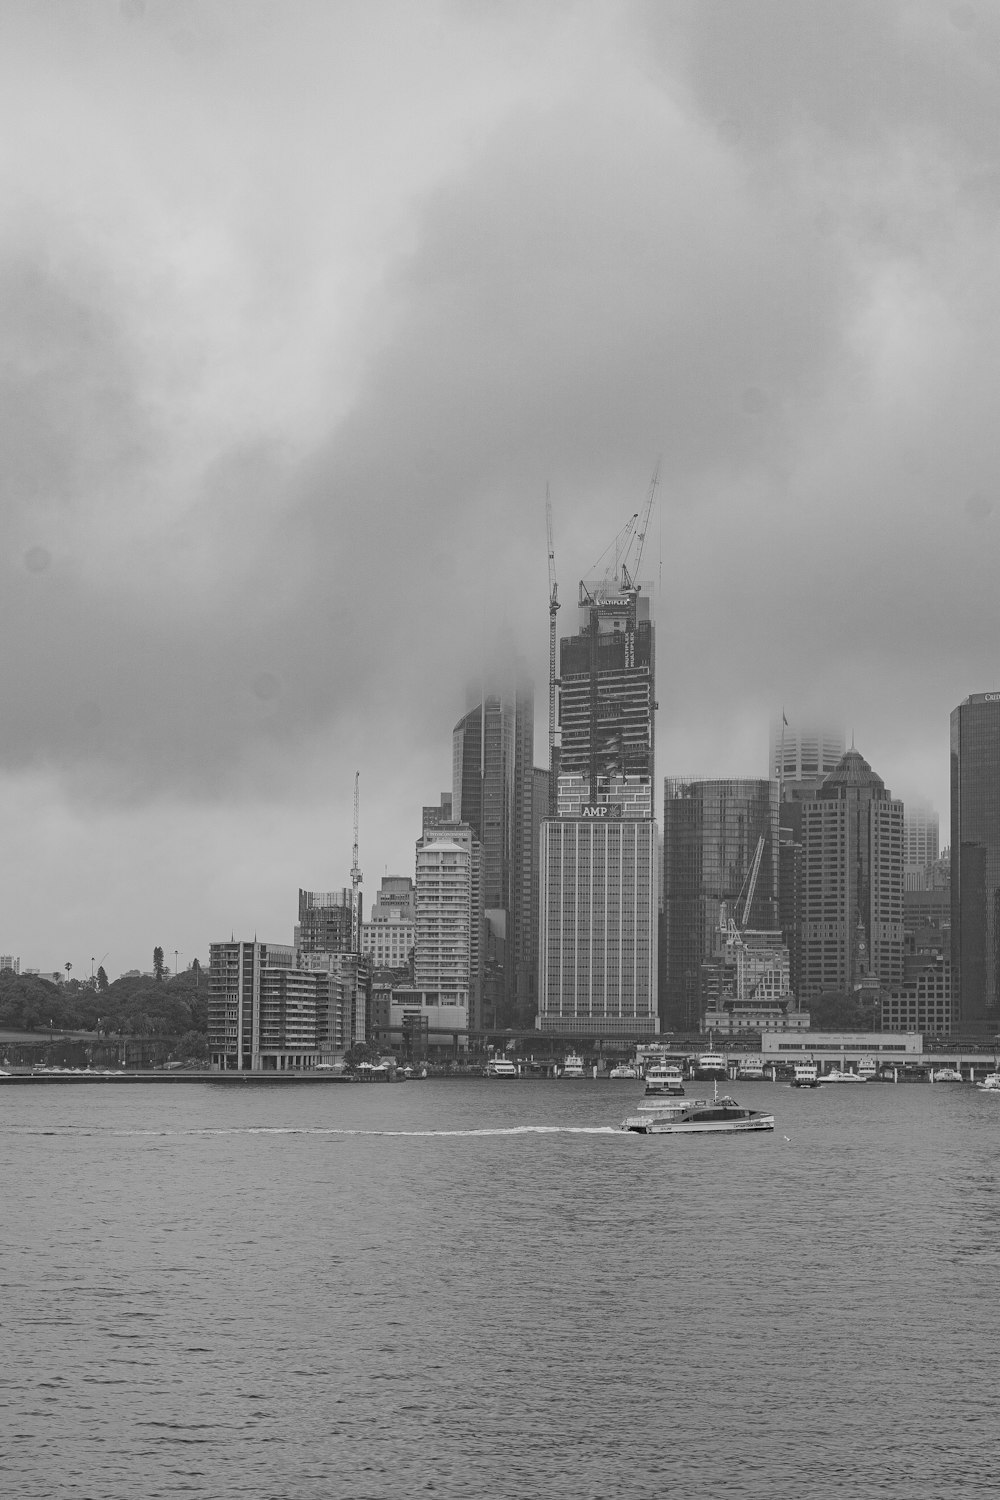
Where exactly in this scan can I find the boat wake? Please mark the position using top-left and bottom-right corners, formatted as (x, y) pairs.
(4, 1124), (621, 1139)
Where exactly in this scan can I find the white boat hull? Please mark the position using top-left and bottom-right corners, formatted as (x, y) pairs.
(622, 1113), (775, 1135)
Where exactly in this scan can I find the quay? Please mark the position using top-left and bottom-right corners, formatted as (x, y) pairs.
(0, 1069), (354, 1086)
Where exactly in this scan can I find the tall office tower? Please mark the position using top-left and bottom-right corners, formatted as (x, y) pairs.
(537, 573), (659, 1036)
(801, 748), (904, 1003)
(414, 826), (484, 1028)
(422, 793), (452, 837)
(903, 803), (940, 890)
(661, 779), (779, 1031)
(452, 669), (535, 1025)
(557, 581), (655, 815)
(770, 717), (845, 797)
(950, 693), (1000, 1035)
(296, 889), (353, 955)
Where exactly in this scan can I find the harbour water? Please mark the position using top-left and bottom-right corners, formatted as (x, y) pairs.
(2, 1078), (999, 1498)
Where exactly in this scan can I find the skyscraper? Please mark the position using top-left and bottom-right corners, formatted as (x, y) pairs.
(950, 693), (1000, 1035)
(661, 778), (779, 1031)
(537, 572), (658, 1036)
(414, 825), (484, 1026)
(903, 802), (940, 889)
(452, 668), (535, 1025)
(769, 717), (845, 796)
(801, 748), (904, 1003)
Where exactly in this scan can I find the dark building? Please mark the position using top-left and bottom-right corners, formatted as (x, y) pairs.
(951, 693), (1000, 1035)
(661, 778), (778, 1031)
(296, 889), (353, 955)
(557, 581), (655, 812)
(452, 671), (535, 1026)
(800, 749), (904, 1003)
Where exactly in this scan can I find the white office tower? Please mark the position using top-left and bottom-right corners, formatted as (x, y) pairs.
(769, 717), (845, 796)
(903, 803), (940, 890)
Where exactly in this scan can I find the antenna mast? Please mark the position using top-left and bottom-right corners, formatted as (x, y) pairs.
(351, 770), (362, 953)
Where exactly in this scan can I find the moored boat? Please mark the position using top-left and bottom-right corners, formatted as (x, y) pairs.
(975, 1072), (1000, 1093)
(644, 1062), (685, 1096)
(562, 1052), (586, 1079)
(609, 1063), (639, 1080)
(822, 1067), (865, 1083)
(694, 1051), (728, 1080)
(792, 1061), (820, 1088)
(857, 1056), (878, 1081)
(484, 1057), (518, 1078)
(931, 1067), (963, 1083)
(735, 1057), (765, 1080)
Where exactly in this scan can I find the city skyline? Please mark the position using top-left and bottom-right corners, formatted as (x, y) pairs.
(4, 4), (995, 974)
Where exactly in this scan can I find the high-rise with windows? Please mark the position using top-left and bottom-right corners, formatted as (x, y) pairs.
(661, 778), (779, 1031)
(951, 693), (1000, 1035)
(801, 748), (904, 1003)
(537, 574), (658, 1036)
(452, 669), (535, 1024)
(903, 803), (940, 890)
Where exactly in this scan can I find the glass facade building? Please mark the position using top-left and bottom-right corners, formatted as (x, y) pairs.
(661, 779), (778, 1031)
(951, 693), (1000, 1035)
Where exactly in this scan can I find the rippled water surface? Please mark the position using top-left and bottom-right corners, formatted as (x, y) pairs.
(3, 1078), (1000, 1498)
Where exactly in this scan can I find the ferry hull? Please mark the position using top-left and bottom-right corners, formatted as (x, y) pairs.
(622, 1113), (775, 1135)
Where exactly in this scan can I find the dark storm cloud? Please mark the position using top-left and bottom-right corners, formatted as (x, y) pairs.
(2, 0), (998, 839)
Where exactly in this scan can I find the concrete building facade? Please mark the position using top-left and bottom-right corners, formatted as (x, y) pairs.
(951, 692), (1000, 1035)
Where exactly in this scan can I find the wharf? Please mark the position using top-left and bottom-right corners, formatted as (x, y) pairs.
(0, 1070), (355, 1086)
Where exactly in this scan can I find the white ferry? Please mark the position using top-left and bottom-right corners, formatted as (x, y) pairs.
(792, 1061), (820, 1088)
(622, 1089), (774, 1136)
(931, 1067), (963, 1083)
(609, 1063), (639, 1080)
(735, 1057), (766, 1080)
(644, 1062), (685, 1096)
(976, 1072), (1000, 1093)
(694, 1051), (728, 1080)
(857, 1056), (878, 1081)
(484, 1057), (518, 1078)
(822, 1067), (865, 1083)
(562, 1053), (586, 1079)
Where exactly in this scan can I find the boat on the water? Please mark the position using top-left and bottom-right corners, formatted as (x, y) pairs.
(735, 1057), (765, 1080)
(622, 1086), (774, 1136)
(792, 1061), (820, 1088)
(644, 1062), (685, 1096)
(822, 1068), (865, 1083)
(857, 1056), (878, 1081)
(484, 1057), (518, 1078)
(694, 1051), (728, 1080)
(609, 1063), (639, 1080)
(931, 1067), (963, 1083)
(976, 1072), (1000, 1093)
(562, 1052), (586, 1079)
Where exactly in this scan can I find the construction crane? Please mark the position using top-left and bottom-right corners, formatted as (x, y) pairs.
(350, 770), (362, 953)
(621, 461), (660, 591)
(545, 486), (560, 808)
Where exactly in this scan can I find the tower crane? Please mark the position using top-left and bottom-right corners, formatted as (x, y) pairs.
(621, 461), (660, 590)
(546, 487), (560, 810)
(350, 770), (362, 954)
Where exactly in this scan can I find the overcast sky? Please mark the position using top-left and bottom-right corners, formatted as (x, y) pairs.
(3, 0), (996, 975)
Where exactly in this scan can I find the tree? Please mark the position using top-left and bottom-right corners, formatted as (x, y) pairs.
(96, 966), (109, 994)
(153, 946), (164, 982)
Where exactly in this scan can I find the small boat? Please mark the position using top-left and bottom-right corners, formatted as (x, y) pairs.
(644, 1062), (685, 1096)
(562, 1052), (586, 1079)
(609, 1063), (639, 1080)
(976, 1072), (1000, 1093)
(694, 1051), (728, 1080)
(931, 1067), (963, 1083)
(822, 1068), (865, 1083)
(484, 1057), (518, 1078)
(622, 1084), (774, 1136)
(791, 1061), (820, 1088)
(735, 1057), (765, 1080)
